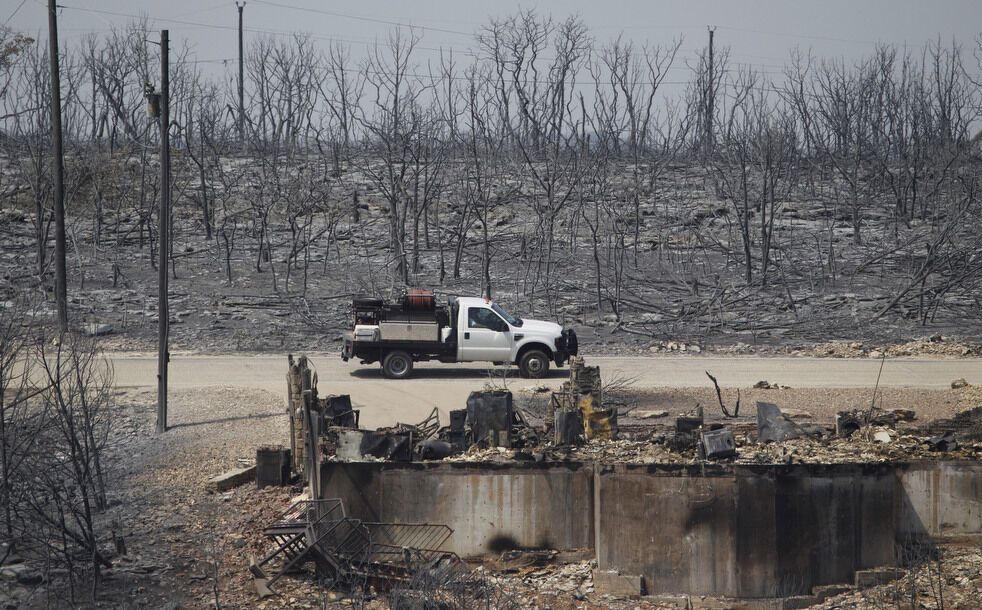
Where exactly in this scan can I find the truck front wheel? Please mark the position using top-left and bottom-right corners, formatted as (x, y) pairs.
(518, 350), (550, 379)
(382, 351), (414, 379)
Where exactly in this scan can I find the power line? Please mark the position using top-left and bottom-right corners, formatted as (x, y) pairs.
(55, 3), (482, 57)
(7, 0), (29, 21)
(714, 24), (924, 48)
(250, 0), (475, 37)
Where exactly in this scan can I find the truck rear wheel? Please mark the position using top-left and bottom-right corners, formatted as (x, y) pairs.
(382, 350), (414, 379)
(518, 350), (550, 379)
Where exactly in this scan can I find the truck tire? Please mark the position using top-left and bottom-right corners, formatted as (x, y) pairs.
(518, 350), (550, 379)
(382, 350), (414, 379)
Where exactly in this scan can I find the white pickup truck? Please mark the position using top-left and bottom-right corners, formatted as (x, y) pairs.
(341, 291), (578, 379)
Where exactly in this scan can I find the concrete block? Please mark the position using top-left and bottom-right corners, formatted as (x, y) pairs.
(812, 584), (852, 602)
(208, 466), (255, 491)
(854, 567), (903, 589)
(698, 599), (781, 609)
(593, 569), (643, 597)
(641, 594), (689, 608)
(782, 595), (820, 609)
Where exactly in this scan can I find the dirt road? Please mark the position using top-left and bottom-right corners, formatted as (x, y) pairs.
(109, 353), (982, 428)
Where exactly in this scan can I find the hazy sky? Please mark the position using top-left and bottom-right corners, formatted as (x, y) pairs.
(6, 0), (982, 80)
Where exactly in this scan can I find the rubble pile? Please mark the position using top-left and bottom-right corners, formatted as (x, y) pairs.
(269, 355), (982, 608)
(490, 397), (980, 465)
(805, 335), (978, 358)
(311, 357), (626, 464)
(479, 546), (982, 610)
(812, 545), (982, 610)
(299, 352), (982, 467)
(443, 427), (982, 465)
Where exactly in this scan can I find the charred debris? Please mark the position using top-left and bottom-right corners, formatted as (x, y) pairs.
(286, 355), (980, 469)
(255, 355), (982, 602)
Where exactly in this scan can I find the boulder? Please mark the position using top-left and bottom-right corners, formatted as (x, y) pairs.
(82, 323), (113, 337)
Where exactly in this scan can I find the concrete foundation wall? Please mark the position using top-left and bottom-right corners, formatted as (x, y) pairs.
(594, 464), (896, 597)
(319, 461), (595, 557)
(898, 461), (982, 540)
(319, 460), (982, 598)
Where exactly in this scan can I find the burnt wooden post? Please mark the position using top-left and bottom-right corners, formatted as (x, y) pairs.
(297, 359), (312, 474)
(286, 354), (297, 473)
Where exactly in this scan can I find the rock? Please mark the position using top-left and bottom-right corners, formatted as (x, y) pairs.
(872, 429), (893, 443)
(592, 569), (643, 597)
(689, 345), (702, 353)
(82, 323), (113, 337)
(951, 378), (969, 389)
(0, 564), (43, 586)
(0, 564), (27, 581)
(868, 350), (883, 359)
(633, 409), (668, 419)
(754, 380), (789, 390)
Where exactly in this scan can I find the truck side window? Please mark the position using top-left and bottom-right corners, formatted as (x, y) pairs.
(468, 307), (505, 331)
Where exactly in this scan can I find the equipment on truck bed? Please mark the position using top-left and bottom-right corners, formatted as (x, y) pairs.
(342, 290), (577, 379)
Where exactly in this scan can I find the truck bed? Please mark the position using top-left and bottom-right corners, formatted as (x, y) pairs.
(341, 332), (457, 364)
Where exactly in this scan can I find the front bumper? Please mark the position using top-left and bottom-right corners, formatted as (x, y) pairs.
(555, 328), (579, 365)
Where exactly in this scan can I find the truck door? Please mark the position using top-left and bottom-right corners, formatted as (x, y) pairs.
(460, 306), (513, 362)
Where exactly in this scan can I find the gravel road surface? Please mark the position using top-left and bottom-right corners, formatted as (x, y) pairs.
(108, 353), (982, 428)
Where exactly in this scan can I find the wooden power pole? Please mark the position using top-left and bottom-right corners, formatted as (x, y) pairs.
(157, 29), (170, 434)
(705, 26), (716, 155)
(47, 0), (68, 333)
(237, 2), (245, 143)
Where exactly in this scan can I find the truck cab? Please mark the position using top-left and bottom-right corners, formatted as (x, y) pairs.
(455, 297), (568, 377)
(341, 292), (577, 379)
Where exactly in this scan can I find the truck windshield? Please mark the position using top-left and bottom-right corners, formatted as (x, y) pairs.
(492, 303), (522, 327)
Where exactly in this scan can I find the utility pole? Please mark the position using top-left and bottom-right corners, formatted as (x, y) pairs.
(157, 29), (170, 434)
(705, 26), (716, 155)
(47, 0), (68, 333)
(237, 2), (245, 143)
